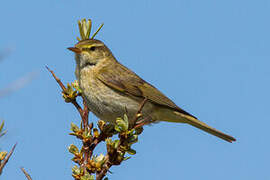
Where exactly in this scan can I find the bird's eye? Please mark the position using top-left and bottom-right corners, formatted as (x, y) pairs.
(90, 46), (96, 51)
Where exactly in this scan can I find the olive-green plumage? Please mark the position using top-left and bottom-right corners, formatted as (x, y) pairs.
(68, 39), (236, 143)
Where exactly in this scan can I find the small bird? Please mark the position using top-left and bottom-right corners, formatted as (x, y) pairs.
(68, 39), (236, 143)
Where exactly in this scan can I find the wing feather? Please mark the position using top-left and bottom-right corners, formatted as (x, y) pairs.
(97, 62), (196, 118)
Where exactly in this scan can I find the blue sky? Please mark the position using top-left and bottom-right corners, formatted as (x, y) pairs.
(1, 0), (269, 179)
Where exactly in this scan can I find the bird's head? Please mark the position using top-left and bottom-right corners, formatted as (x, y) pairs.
(68, 39), (113, 68)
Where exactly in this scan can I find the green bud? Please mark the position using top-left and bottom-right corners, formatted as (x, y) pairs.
(82, 128), (91, 138)
(114, 125), (122, 132)
(70, 122), (79, 133)
(115, 117), (128, 132)
(72, 165), (80, 175)
(123, 156), (131, 161)
(97, 120), (106, 131)
(114, 140), (120, 149)
(81, 171), (94, 180)
(105, 138), (113, 146)
(0, 121), (4, 132)
(123, 114), (129, 127)
(93, 128), (99, 138)
(128, 134), (138, 144)
(63, 94), (72, 103)
(0, 151), (7, 161)
(94, 154), (105, 164)
(126, 149), (136, 155)
(72, 80), (82, 93)
(0, 121), (6, 137)
(68, 144), (79, 155)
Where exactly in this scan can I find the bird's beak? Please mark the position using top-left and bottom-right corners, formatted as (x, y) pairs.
(67, 47), (82, 54)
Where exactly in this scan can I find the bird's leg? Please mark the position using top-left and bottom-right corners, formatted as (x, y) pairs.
(132, 97), (148, 126)
(135, 98), (148, 118)
(134, 116), (152, 129)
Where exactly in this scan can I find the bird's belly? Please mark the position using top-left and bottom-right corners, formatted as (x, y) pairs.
(79, 75), (153, 123)
(84, 90), (139, 123)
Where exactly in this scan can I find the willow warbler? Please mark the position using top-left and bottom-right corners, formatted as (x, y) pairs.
(68, 39), (236, 143)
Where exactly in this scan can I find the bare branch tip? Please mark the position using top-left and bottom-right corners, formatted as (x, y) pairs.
(20, 167), (32, 180)
(0, 143), (17, 174)
(45, 65), (52, 72)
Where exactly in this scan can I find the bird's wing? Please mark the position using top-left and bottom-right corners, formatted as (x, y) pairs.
(97, 62), (196, 118)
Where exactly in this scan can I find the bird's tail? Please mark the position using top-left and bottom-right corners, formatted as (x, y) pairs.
(156, 108), (236, 143)
(174, 111), (236, 143)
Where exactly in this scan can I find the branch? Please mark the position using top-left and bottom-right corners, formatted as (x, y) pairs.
(80, 100), (90, 172)
(46, 66), (83, 117)
(95, 161), (111, 180)
(46, 67), (91, 174)
(20, 167), (32, 180)
(0, 143), (17, 175)
(48, 67), (144, 180)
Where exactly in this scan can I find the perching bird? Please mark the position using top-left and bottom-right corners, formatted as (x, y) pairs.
(68, 39), (236, 143)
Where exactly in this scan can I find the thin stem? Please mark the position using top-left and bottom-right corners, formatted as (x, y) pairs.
(81, 99), (90, 171)
(91, 23), (104, 39)
(47, 67), (92, 174)
(78, 20), (85, 40)
(96, 161), (111, 180)
(86, 19), (92, 40)
(46, 66), (83, 117)
(20, 167), (32, 180)
(82, 99), (89, 130)
(88, 132), (106, 158)
(0, 143), (17, 174)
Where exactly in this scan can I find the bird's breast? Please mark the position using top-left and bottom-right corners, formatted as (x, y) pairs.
(77, 66), (154, 124)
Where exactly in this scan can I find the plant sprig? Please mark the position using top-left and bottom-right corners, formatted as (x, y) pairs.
(47, 66), (144, 180)
(77, 19), (104, 41)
